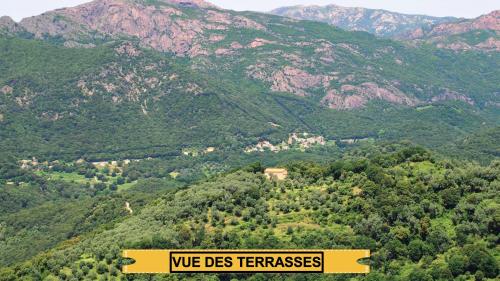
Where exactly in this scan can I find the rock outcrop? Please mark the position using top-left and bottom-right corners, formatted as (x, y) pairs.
(1, 85), (13, 95)
(321, 83), (418, 109)
(16, 0), (261, 56)
(0, 16), (22, 34)
(248, 65), (333, 97)
(430, 89), (475, 105)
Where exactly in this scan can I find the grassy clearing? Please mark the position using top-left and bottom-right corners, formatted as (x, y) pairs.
(36, 171), (135, 191)
(117, 181), (137, 192)
(35, 171), (89, 184)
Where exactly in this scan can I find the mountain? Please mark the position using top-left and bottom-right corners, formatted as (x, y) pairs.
(0, 0), (499, 163)
(408, 10), (500, 51)
(271, 6), (500, 52)
(271, 4), (458, 38)
(0, 2), (499, 280)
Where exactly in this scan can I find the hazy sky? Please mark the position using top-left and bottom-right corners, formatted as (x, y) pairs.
(1, 0), (498, 21)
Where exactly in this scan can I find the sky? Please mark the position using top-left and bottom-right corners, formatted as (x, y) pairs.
(1, 0), (498, 21)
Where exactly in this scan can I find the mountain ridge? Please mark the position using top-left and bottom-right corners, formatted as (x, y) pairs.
(409, 10), (500, 38)
(271, 5), (500, 51)
(407, 10), (500, 51)
(271, 4), (459, 37)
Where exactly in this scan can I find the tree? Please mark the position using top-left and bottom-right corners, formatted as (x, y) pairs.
(102, 167), (110, 175)
(466, 246), (498, 278)
(441, 188), (461, 209)
(244, 162), (264, 173)
(96, 261), (107, 274)
(475, 271), (484, 281)
(428, 260), (453, 280)
(409, 268), (433, 281)
(408, 239), (430, 262)
(116, 177), (125, 185)
(353, 236), (377, 251)
(427, 227), (451, 253)
(365, 273), (387, 281)
(84, 170), (96, 179)
(448, 254), (467, 277)
(385, 239), (407, 259)
(94, 182), (107, 191)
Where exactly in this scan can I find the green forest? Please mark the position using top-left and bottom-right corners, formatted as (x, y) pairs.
(0, 0), (499, 280)
(0, 144), (498, 280)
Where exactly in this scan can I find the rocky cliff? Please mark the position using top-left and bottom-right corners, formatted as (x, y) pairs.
(14, 0), (263, 56)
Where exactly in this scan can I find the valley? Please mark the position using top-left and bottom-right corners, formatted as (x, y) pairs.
(0, 0), (498, 280)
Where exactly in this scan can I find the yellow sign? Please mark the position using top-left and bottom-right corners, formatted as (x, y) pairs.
(122, 249), (370, 274)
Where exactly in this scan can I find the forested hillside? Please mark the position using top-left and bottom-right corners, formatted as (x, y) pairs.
(445, 127), (500, 163)
(0, 145), (498, 280)
(0, 1), (498, 280)
(0, 0), (499, 162)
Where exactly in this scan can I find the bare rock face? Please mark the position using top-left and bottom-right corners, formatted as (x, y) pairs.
(322, 90), (367, 109)
(0, 16), (22, 33)
(17, 0), (266, 57)
(475, 37), (500, 51)
(271, 66), (332, 96)
(0, 16), (16, 27)
(209, 34), (225, 42)
(431, 35), (500, 52)
(1, 85), (13, 95)
(20, 0), (202, 55)
(322, 82), (418, 109)
(430, 89), (475, 105)
(249, 38), (276, 48)
(247, 63), (423, 108)
(248, 65), (333, 97)
(115, 42), (142, 56)
(206, 10), (232, 25)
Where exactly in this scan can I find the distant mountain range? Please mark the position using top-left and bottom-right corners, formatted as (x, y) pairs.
(408, 10), (500, 51)
(271, 5), (500, 51)
(271, 4), (459, 38)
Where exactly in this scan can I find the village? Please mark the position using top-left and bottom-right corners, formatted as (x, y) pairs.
(244, 132), (373, 153)
(244, 132), (328, 153)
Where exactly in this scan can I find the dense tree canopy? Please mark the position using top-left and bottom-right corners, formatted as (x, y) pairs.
(0, 145), (497, 280)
